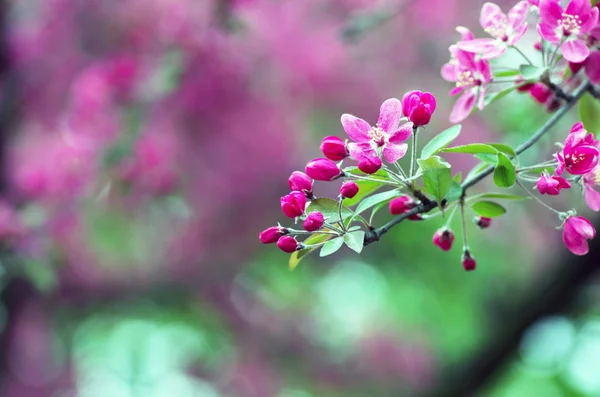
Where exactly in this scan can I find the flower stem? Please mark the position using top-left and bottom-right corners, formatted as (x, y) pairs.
(459, 199), (469, 250)
(512, 45), (533, 65)
(409, 126), (418, 179)
(515, 179), (564, 215)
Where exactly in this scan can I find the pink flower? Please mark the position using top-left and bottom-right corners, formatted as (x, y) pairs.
(537, 0), (599, 63)
(340, 181), (359, 198)
(280, 191), (307, 218)
(401, 90), (437, 126)
(320, 136), (348, 161)
(357, 155), (382, 174)
(303, 211), (324, 232)
(341, 98), (413, 164)
(443, 31), (492, 123)
(389, 196), (421, 220)
(583, 165), (600, 211)
(528, 0), (539, 6)
(562, 216), (596, 255)
(529, 83), (553, 104)
(259, 226), (288, 244)
(277, 236), (300, 253)
(305, 158), (342, 181)
(536, 171), (571, 195)
(555, 122), (600, 175)
(457, 2), (530, 59)
(441, 27), (475, 82)
(433, 228), (455, 251)
(288, 171), (313, 194)
(476, 217), (493, 229)
(462, 250), (477, 271)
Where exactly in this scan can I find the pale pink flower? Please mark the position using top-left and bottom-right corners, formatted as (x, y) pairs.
(583, 165), (600, 211)
(537, 0), (599, 63)
(536, 171), (571, 195)
(562, 216), (596, 255)
(555, 122), (599, 175)
(341, 98), (413, 164)
(457, 2), (530, 59)
(441, 27), (475, 82)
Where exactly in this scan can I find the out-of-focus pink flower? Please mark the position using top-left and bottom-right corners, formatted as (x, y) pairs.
(305, 158), (341, 181)
(288, 171), (313, 194)
(303, 211), (324, 232)
(389, 196), (421, 220)
(476, 217), (493, 229)
(340, 181), (359, 198)
(573, 51), (600, 83)
(529, 83), (553, 104)
(583, 165), (600, 211)
(528, 0), (539, 6)
(555, 122), (599, 175)
(259, 226), (288, 244)
(562, 215), (596, 255)
(341, 98), (413, 163)
(0, 200), (25, 240)
(537, 0), (599, 63)
(443, 33), (492, 123)
(536, 171), (571, 195)
(433, 228), (454, 251)
(320, 136), (348, 161)
(441, 27), (475, 82)
(401, 90), (437, 127)
(457, 2), (530, 59)
(277, 235), (300, 253)
(280, 191), (307, 218)
(462, 250), (477, 271)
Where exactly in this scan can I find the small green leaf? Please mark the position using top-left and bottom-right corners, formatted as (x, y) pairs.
(453, 172), (462, 183)
(319, 237), (345, 257)
(307, 198), (353, 223)
(484, 86), (518, 107)
(493, 69), (520, 78)
(420, 125), (462, 159)
(519, 64), (547, 80)
(289, 233), (333, 270)
(475, 153), (499, 164)
(417, 155), (451, 171)
(343, 166), (389, 179)
(471, 201), (507, 218)
(352, 189), (401, 220)
(493, 152), (516, 187)
(423, 167), (453, 203)
(443, 143), (498, 154)
(579, 92), (600, 137)
(445, 181), (463, 203)
(488, 143), (517, 157)
(473, 192), (529, 201)
(343, 231), (365, 254)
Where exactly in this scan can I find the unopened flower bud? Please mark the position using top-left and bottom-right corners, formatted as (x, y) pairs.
(320, 136), (348, 161)
(280, 191), (307, 218)
(288, 171), (313, 194)
(462, 250), (476, 271)
(306, 158), (342, 181)
(433, 228), (455, 251)
(401, 90), (436, 126)
(515, 76), (534, 92)
(277, 235), (300, 253)
(340, 181), (360, 199)
(529, 83), (552, 104)
(259, 226), (288, 244)
(547, 98), (561, 112)
(476, 216), (492, 229)
(357, 156), (382, 174)
(389, 196), (421, 219)
(533, 40), (542, 51)
(303, 211), (325, 232)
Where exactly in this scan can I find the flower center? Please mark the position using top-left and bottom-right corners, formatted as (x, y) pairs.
(484, 17), (508, 40)
(592, 167), (600, 185)
(558, 12), (582, 36)
(456, 70), (481, 88)
(368, 125), (386, 146)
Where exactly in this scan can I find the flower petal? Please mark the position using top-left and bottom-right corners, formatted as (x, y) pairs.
(585, 51), (600, 84)
(456, 38), (500, 56)
(508, 1), (530, 32)
(341, 114), (371, 143)
(539, 0), (563, 27)
(537, 22), (560, 44)
(383, 143), (408, 163)
(565, 0), (588, 19)
(480, 2), (504, 29)
(569, 216), (596, 239)
(585, 185), (600, 211)
(563, 230), (589, 255)
(377, 98), (402, 133)
(450, 91), (477, 123)
(388, 123), (413, 143)
(560, 39), (590, 63)
(441, 62), (457, 82)
(581, 7), (600, 35)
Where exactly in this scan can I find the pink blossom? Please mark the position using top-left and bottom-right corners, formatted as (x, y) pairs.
(555, 122), (600, 175)
(457, 2), (530, 59)
(476, 217), (493, 229)
(442, 32), (492, 123)
(277, 235), (300, 253)
(320, 136), (348, 161)
(305, 158), (342, 181)
(529, 82), (553, 104)
(303, 211), (324, 232)
(340, 181), (359, 198)
(280, 191), (307, 218)
(357, 155), (383, 174)
(583, 165), (600, 211)
(441, 27), (475, 82)
(537, 0), (599, 63)
(401, 90), (437, 127)
(433, 228), (454, 251)
(528, 0), (539, 5)
(259, 226), (288, 244)
(562, 216), (596, 255)
(288, 171), (313, 194)
(462, 250), (477, 271)
(341, 98), (413, 164)
(389, 196), (421, 220)
(536, 171), (571, 195)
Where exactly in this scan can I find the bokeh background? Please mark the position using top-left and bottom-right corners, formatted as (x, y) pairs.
(0, 0), (599, 396)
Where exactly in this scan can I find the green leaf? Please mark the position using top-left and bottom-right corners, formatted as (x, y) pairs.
(417, 155), (451, 171)
(343, 166), (389, 179)
(453, 173), (462, 183)
(423, 166), (453, 203)
(307, 198), (353, 223)
(343, 180), (384, 207)
(471, 200), (507, 218)
(445, 181), (463, 203)
(319, 237), (345, 257)
(475, 153), (499, 164)
(289, 233), (333, 270)
(493, 69), (520, 78)
(519, 64), (547, 80)
(420, 125), (462, 159)
(352, 189), (401, 221)
(484, 86), (518, 107)
(343, 231), (365, 254)
(493, 152), (516, 188)
(579, 92), (600, 137)
(473, 192), (529, 201)
(488, 143), (517, 157)
(443, 143), (499, 154)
